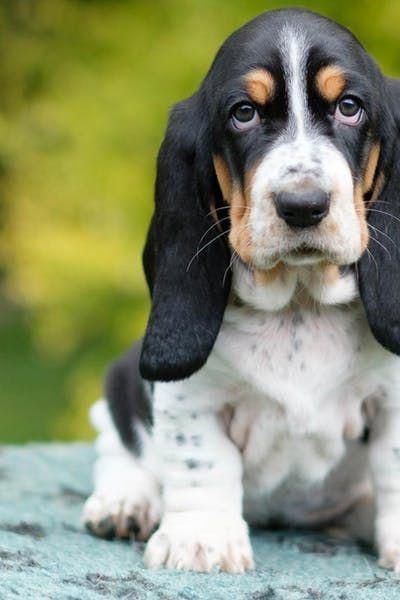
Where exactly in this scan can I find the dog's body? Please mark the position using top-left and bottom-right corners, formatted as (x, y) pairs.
(83, 9), (400, 572)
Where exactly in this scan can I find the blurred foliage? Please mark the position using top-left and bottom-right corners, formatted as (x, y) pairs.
(1, 0), (400, 442)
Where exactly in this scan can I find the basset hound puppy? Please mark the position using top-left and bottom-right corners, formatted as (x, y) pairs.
(82, 9), (400, 573)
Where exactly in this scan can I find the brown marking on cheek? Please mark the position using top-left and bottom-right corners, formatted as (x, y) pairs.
(213, 155), (232, 203)
(316, 65), (346, 102)
(244, 68), (275, 105)
(369, 171), (385, 206)
(228, 165), (260, 263)
(211, 155), (253, 262)
(362, 143), (380, 194)
(354, 183), (369, 251)
(229, 185), (252, 262)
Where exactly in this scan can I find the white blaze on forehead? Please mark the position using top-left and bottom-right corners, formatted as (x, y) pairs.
(281, 28), (309, 140)
(238, 26), (363, 270)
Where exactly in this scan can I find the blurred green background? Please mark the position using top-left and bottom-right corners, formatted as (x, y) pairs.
(1, 0), (400, 442)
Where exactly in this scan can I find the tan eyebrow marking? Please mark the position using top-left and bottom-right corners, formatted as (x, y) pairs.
(363, 143), (380, 194)
(213, 155), (232, 203)
(316, 65), (346, 102)
(244, 68), (275, 104)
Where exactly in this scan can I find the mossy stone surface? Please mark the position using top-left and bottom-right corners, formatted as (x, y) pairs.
(0, 443), (398, 599)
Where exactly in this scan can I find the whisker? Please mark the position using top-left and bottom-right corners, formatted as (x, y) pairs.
(205, 205), (248, 218)
(205, 206), (230, 218)
(365, 208), (400, 226)
(367, 232), (392, 260)
(355, 206), (400, 250)
(367, 223), (398, 252)
(186, 228), (229, 272)
(223, 250), (239, 287)
(365, 246), (379, 275)
(196, 216), (231, 250)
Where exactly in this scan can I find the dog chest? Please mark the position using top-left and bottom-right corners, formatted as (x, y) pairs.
(216, 300), (367, 411)
(213, 300), (373, 523)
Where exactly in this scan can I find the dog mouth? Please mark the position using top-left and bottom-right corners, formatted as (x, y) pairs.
(282, 246), (325, 266)
(244, 244), (330, 271)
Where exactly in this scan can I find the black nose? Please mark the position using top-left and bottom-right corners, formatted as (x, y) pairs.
(275, 190), (330, 228)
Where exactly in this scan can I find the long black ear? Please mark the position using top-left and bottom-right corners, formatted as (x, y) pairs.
(358, 77), (400, 355)
(139, 94), (231, 381)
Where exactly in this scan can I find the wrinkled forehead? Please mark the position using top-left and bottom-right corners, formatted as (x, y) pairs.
(206, 12), (374, 105)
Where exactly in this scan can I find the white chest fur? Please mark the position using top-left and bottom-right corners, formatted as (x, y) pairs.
(209, 263), (382, 525)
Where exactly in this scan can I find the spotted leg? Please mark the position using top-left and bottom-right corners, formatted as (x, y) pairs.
(370, 377), (400, 571)
(144, 379), (254, 573)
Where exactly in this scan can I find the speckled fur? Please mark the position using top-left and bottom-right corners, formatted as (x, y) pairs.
(86, 262), (400, 572)
(85, 10), (400, 574)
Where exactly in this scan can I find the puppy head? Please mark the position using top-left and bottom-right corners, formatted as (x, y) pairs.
(140, 9), (400, 381)
(210, 10), (388, 270)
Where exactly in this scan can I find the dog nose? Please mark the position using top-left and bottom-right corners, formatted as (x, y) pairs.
(275, 190), (330, 228)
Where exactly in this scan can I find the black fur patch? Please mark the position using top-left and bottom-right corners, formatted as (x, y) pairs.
(106, 341), (152, 454)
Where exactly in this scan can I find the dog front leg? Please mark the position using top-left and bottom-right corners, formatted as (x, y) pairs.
(370, 384), (400, 571)
(144, 380), (254, 573)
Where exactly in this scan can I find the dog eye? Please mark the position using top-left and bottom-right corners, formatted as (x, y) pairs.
(334, 96), (363, 126)
(231, 103), (260, 130)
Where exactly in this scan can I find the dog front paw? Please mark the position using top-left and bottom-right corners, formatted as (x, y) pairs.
(378, 546), (400, 572)
(376, 516), (400, 572)
(144, 511), (254, 573)
(82, 471), (161, 541)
